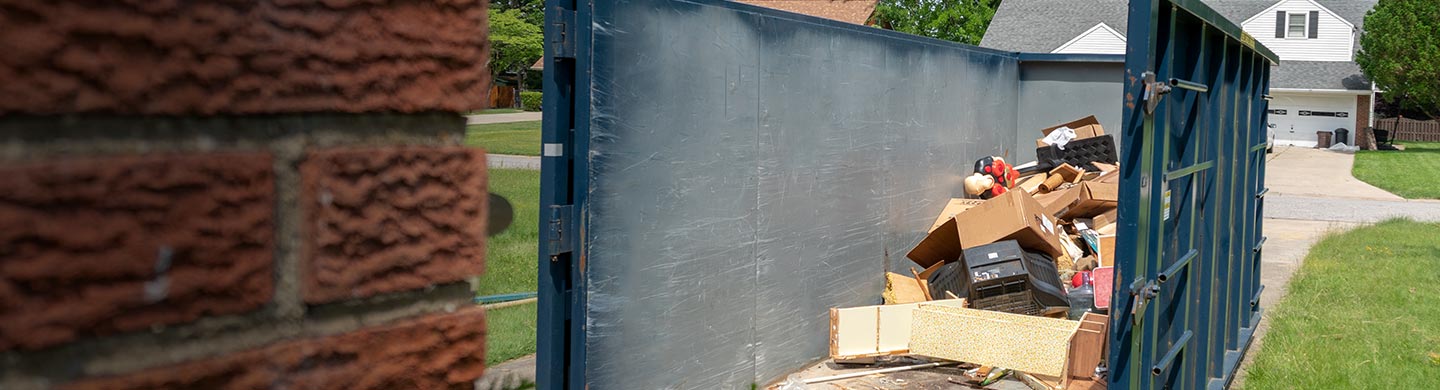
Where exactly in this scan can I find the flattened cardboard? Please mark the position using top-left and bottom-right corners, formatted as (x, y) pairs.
(953, 189), (1064, 258)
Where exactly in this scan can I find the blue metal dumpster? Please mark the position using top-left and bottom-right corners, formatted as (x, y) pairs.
(535, 0), (1274, 388)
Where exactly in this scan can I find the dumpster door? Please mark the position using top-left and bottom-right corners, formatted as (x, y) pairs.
(1113, 1), (1276, 389)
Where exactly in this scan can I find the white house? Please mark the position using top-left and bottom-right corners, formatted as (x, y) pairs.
(982, 0), (1376, 148)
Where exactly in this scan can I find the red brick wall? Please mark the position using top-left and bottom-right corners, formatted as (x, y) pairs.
(300, 147), (489, 304)
(0, 0), (489, 115)
(1356, 94), (1373, 148)
(0, 0), (492, 388)
(60, 307), (487, 390)
(0, 153), (275, 351)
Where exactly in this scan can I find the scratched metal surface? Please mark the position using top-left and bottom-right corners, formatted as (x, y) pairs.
(581, 0), (1019, 387)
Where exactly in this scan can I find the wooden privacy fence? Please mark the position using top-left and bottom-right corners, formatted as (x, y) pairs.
(1373, 118), (1440, 142)
(488, 85), (516, 109)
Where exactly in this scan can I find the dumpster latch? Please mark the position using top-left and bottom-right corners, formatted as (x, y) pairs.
(1141, 71), (1171, 115)
(545, 204), (575, 258)
(1130, 279), (1161, 326)
(548, 7), (577, 59)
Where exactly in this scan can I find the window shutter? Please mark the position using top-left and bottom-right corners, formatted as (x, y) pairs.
(1275, 11), (1285, 38)
(1309, 11), (1319, 38)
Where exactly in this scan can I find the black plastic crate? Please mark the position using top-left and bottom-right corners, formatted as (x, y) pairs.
(1035, 134), (1119, 172)
(963, 240), (1068, 311)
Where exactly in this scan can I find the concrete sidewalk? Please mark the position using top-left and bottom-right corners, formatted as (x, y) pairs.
(488, 154), (541, 170)
(467, 112), (541, 125)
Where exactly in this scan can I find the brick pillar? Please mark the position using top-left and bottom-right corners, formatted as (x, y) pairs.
(0, 1), (492, 389)
(1356, 94), (1373, 149)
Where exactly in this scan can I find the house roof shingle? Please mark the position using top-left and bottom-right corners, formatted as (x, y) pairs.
(1272, 60), (1370, 90)
(732, 0), (878, 25)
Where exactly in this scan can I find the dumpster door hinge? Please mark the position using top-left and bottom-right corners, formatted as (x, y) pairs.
(548, 7), (577, 59)
(1130, 279), (1161, 326)
(545, 204), (575, 258)
(1142, 71), (1172, 115)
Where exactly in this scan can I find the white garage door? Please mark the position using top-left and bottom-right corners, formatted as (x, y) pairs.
(1267, 93), (1357, 148)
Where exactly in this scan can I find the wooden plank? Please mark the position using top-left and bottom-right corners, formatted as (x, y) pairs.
(883, 272), (927, 304)
(1068, 313), (1109, 379)
(909, 305), (1080, 377)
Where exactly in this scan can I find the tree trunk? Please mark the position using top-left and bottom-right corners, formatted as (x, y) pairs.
(515, 70), (526, 109)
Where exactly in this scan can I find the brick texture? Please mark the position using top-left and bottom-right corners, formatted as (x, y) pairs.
(0, 0), (489, 115)
(0, 153), (275, 351)
(299, 147), (487, 304)
(61, 306), (487, 390)
(1355, 94), (1372, 148)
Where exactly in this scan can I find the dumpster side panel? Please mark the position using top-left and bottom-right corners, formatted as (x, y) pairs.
(579, 0), (1018, 387)
(1017, 60), (1126, 162)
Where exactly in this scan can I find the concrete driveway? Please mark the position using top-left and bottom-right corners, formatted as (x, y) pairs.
(1263, 146), (1400, 200)
(1263, 145), (1440, 223)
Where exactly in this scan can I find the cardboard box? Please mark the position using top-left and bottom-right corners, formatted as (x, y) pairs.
(907, 199), (985, 267)
(1037, 181), (1118, 220)
(1037, 116), (1106, 147)
(929, 198), (986, 232)
(953, 189), (1064, 258)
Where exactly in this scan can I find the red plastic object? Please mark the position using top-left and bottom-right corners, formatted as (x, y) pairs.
(1091, 266), (1114, 309)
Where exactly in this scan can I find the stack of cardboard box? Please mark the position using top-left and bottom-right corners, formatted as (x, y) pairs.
(824, 116), (1120, 390)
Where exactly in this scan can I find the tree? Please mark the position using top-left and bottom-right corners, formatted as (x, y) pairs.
(1356, 0), (1440, 119)
(491, 0), (544, 28)
(871, 0), (1002, 45)
(489, 9), (544, 108)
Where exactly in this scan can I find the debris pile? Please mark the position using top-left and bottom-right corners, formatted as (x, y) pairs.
(790, 116), (1121, 390)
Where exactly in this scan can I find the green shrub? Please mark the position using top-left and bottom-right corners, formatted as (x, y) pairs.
(520, 91), (543, 111)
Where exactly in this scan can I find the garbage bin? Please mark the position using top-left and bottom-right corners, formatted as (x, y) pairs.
(1317, 131), (1333, 148)
(1334, 128), (1349, 145)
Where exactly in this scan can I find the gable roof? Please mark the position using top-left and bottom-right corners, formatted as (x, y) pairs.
(732, 0), (879, 25)
(981, 0), (1128, 53)
(1053, 23), (1126, 54)
(982, 0), (1375, 54)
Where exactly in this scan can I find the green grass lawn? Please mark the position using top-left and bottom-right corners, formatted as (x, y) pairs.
(466, 121), (541, 156)
(486, 303), (538, 366)
(1352, 141), (1440, 199)
(477, 168), (541, 364)
(1243, 219), (1440, 390)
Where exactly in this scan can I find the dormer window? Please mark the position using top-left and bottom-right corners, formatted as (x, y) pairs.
(1287, 13), (1307, 38)
(1276, 11), (1318, 39)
